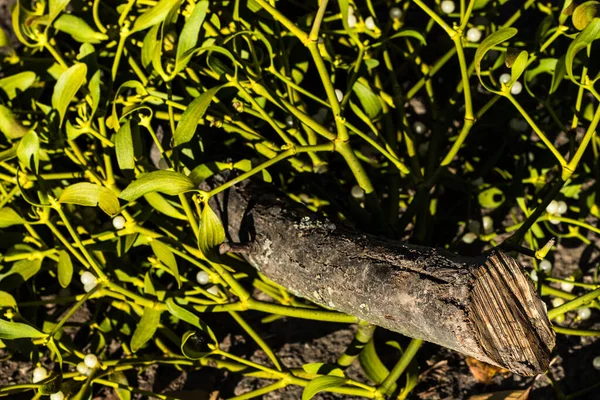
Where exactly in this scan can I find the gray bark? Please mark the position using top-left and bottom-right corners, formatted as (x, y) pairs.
(216, 181), (555, 376)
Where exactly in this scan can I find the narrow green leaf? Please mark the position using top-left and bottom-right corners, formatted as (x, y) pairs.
(0, 207), (25, 228)
(141, 24), (160, 68)
(385, 29), (427, 45)
(189, 161), (230, 185)
(0, 291), (17, 308)
(47, 337), (63, 368)
(143, 272), (156, 295)
(198, 203), (225, 258)
(174, 85), (224, 147)
(566, 18), (600, 83)
(144, 192), (187, 220)
(0, 26), (9, 47)
(359, 338), (390, 385)
(352, 80), (382, 119)
(150, 240), (180, 288)
(180, 330), (212, 359)
(302, 376), (346, 400)
(51, 63), (87, 126)
(89, 69), (101, 119)
(339, 0), (359, 44)
(115, 119), (137, 172)
(59, 182), (120, 216)
(0, 105), (28, 140)
(109, 371), (132, 400)
(119, 171), (196, 202)
(166, 298), (217, 343)
(175, 1), (208, 67)
(0, 258), (43, 284)
(475, 28), (518, 91)
(550, 55), (567, 94)
(129, 0), (182, 35)
(0, 71), (36, 99)
(130, 308), (162, 352)
(57, 250), (73, 289)
(0, 319), (46, 339)
(54, 14), (108, 43)
(48, 0), (71, 23)
(509, 50), (529, 85)
(302, 363), (345, 377)
(17, 130), (39, 173)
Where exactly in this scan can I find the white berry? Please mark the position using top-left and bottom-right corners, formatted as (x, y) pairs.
(84, 354), (98, 368)
(441, 0), (455, 14)
(593, 356), (600, 370)
(560, 279), (575, 293)
(462, 232), (477, 244)
(50, 392), (65, 400)
(112, 215), (126, 230)
(32, 366), (48, 383)
(539, 259), (552, 273)
(348, 14), (357, 28)
(76, 362), (89, 375)
(335, 89), (343, 103)
(207, 285), (220, 295)
(551, 297), (564, 308)
(196, 271), (210, 285)
(468, 220), (481, 235)
(83, 282), (97, 293)
(466, 27), (482, 42)
(413, 121), (426, 134)
(546, 200), (558, 215)
(510, 81), (523, 95)
(556, 201), (567, 215)
(80, 271), (96, 286)
(482, 216), (493, 233)
(578, 307), (591, 320)
(389, 7), (402, 19)
(529, 269), (538, 282)
(499, 73), (511, 84)
(365, 16), (376, 30)
(285, 115), (294, 127)
(348, 6), (355, 15)
(351, 185), (365, 199)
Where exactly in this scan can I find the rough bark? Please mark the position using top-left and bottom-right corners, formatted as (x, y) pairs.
(216, 181), (555, 376)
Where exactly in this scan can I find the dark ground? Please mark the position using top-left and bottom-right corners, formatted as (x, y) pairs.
(1, 3), (599, 399)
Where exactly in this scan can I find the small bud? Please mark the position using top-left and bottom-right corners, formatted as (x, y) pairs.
(112, 215), (126, 230)
(529, 269), (538, 282)
(335, 89), (344, 103)
(196, 271), (210, 285)
(285, 115), (295, 127)
(207, 285), (220, 296)
(412, 121), (426, 134)
(351, 185), (365, 200)
(347, 14), (357, 28)
(84, 354), (98, 369)
(32, 366), (48, 383)
(510, 81), (523, 95)
(441, 0), (455, 14)
(466, 27), (482, 42)
(482, 216), (494, 233)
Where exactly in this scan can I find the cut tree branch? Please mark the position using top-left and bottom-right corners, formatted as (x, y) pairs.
(214, 180), (555, 376)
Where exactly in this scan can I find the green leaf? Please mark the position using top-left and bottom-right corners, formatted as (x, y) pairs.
(573, 1), (600, 30)
(0, 258), (42, 286)
(189, 161), (230, 185)
(130, 307), (162, 352)
(352, 80), (382, 119)
(0, 71), (36, 99)
(198, 203), (225, 258)
(17, 130), (39, 173)
(51, 63), (87, 126)
(59, 182), (121, 216)
(0, 291), (17, 308)
(115, 119), (138, 172)
(359, 338), (391, 386)
(141, 24), (160, 68)
(109, 371), (132, 400)
(475, 27), (518, 91)
(508, 50), (529, 85)
(174, 85), (224, 147)
(0, 105), (28, 140)
(339, 0), (359, 44)
(89, 69), (101, 119)
(302, 376), (346, 400)
(144, 192), (187, 220)
(0, 207), (25, 228)
(550, 55), (566, 94)
(561, 0), (576, 24)
(150, 240), (180, 288)
(166, 298), (218, 343)
(47, 337), (63, 368)
(143, 272), (156, 295)
(120, 171), (196, 202)
(57, 250), (73, 289)
(48, 0), (72, 24)
(384, 29), (427, 45)
(0, 26), (9, 47)
(129, 0), (182, 35)
(180, 330), (212, 359)
(54, 14), (108, 43)
(302, 363), (345, 377)
(175, 0), (208, 70)
(0, 319), (46, 339)
(566, 18), (600, 83)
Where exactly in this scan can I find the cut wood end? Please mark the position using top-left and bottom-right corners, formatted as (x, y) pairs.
(469, 250), (556, 376)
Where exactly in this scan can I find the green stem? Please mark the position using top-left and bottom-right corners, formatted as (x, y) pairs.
(377, 338), (422, 395)
(547, 287), (600, 320)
